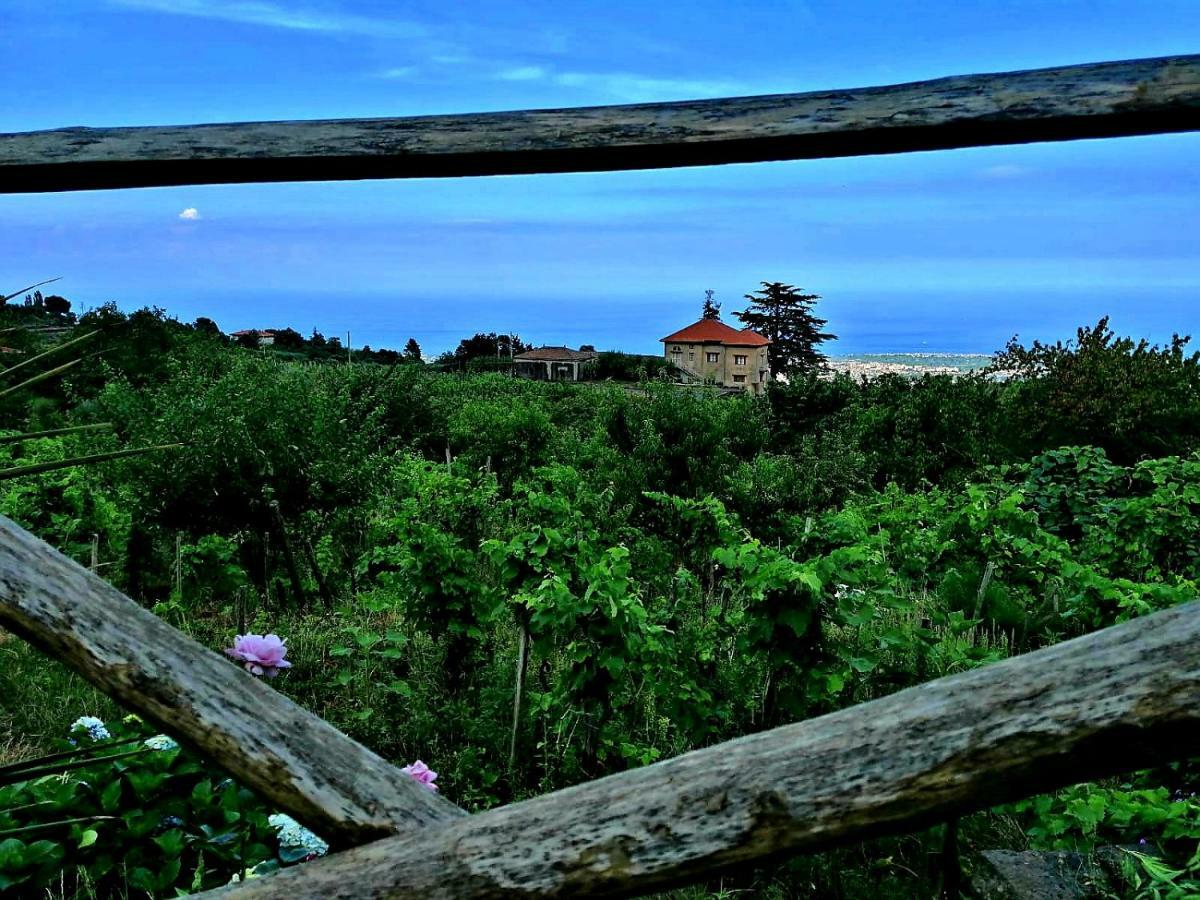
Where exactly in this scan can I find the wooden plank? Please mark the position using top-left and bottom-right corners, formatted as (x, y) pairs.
(204, 599), (1200, 899)
(0, 514), (466, 844)
(2, 54), (1198, 194)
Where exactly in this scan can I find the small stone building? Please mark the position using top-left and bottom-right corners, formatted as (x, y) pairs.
(513, 346), (599, 381)
(660, 320), (771, 394)
(230, 329), (276, 347)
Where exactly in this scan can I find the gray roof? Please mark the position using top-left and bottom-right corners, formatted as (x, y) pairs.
(513, 346), (598, 362)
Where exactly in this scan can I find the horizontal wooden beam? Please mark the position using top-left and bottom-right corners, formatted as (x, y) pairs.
(0, 514), (466, 845)
(205, 599), (1200, 899)
(2, 54), (1198, 194)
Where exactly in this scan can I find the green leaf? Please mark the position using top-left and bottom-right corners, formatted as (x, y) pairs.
(23, 840), (63, 868)
(848, 655), (878, 673)
(776, 606), (812, 637)
(190, 780), (212, 806)
(153, 829), (186, 858)
(157, 857), (182, 891)
(385, 680), (413, 698)
(0, 838), (26, 870)
(78, 829), (98, 849)
(99, 778), (122, 813)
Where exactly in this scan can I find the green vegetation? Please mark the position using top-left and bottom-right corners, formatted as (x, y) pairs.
(1, 299), (1198, 896)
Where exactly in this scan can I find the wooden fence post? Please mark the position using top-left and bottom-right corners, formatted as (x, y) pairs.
(0, 513), (466, 843)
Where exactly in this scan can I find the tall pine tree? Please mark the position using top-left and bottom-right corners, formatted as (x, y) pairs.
(735, 282), (835, 377)
(700, 289), (721, 320)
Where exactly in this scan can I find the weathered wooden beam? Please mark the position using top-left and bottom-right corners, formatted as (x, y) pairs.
(0, 330), (98, 381)
(2, 55), (1198, 194)
(2, 277), (61, 303)
(205, 599), (1200, 899)
(0, 514), (466, 844)
(0, 356), (86, 398)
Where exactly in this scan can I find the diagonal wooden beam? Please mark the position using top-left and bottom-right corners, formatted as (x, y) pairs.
(204, 599), (1200, 899)
(0, 514), (466, 844)
(1, 54), (1198, 194)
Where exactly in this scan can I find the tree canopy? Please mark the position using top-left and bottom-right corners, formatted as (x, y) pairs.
(736, 282), (835, 377)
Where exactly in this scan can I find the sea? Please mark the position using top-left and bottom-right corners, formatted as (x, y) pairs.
(148, 286), (1199, 362)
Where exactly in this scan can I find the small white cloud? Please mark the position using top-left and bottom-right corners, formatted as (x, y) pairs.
(178, 207), (200, 220)
(496, 65), (548, 82)
(552, 71), (743, 101)
(981, 164), (1033, 180)
(379, 66), (419, 80)
(483, 63), (743, 100)
(110, 0), (427, 39)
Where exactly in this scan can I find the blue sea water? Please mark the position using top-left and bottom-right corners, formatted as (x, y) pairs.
(149, 285), (1198, 358)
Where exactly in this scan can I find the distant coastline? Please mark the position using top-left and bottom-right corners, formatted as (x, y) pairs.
(825, 352), (993, 379)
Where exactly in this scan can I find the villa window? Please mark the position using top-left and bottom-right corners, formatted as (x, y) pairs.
(689, 351), (695, 361)
(706, 352), (719, 363)
(734, 354), (747, 365)
(732, 374), (746, 383)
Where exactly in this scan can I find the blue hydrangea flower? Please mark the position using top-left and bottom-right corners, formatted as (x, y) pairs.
(268, 813), (329, 862)
(143, 735), (179, 751)
(70, 716), (110, 741)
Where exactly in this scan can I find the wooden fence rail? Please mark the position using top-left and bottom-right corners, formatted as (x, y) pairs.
(198, 599), (1200, 898)
(1, 54), (1198, 194)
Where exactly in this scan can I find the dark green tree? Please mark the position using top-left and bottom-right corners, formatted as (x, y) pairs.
(403, 337), (423, 362)
(736, 282), (835, 377)
(452, 332), (529, 362)
(272, 327), (305, 350)
(701, 289), (721, 320)
(193, 316), (221, 336)
(43, 294), (72, 315)
(989, 316), (1200, 463)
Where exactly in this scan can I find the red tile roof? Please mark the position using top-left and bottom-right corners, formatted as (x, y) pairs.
(660, 319), (770, 347)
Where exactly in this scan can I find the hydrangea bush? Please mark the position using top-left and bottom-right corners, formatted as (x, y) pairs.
(2, 709), (441, 894)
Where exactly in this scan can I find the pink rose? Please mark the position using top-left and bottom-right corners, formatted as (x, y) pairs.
(225, 633), (292, 678)
(402, 760), (438, 791)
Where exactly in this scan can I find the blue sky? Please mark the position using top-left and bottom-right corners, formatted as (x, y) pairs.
(1, 0), (1198, 355)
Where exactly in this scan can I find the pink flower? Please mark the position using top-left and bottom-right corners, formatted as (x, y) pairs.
(402, 760), (438, 792)
(225, 633), (292, 678)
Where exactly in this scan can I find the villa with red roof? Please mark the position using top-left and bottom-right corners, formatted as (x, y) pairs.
(660, 319), (771, 394)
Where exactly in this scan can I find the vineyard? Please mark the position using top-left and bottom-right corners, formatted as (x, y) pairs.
(1, 300), (1199, 896)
